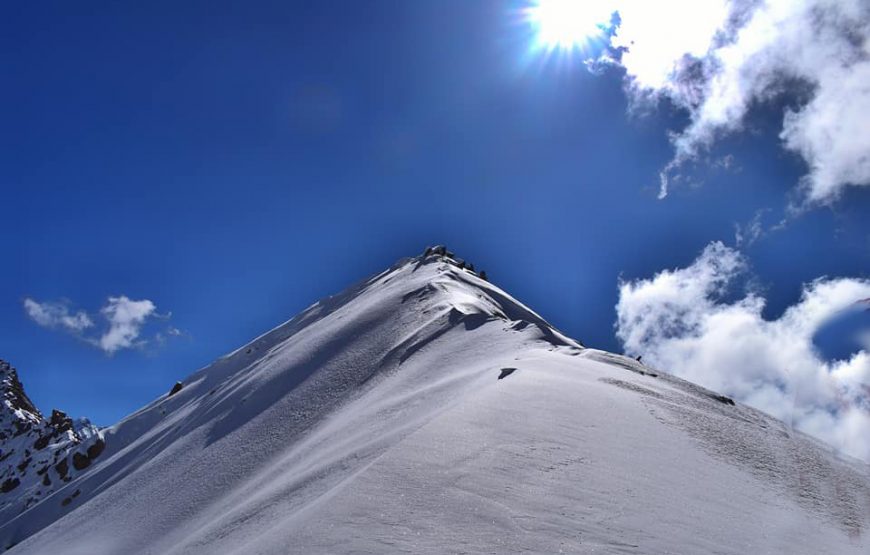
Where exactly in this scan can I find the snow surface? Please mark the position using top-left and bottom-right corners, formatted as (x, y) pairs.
(2, 251), (869, 553)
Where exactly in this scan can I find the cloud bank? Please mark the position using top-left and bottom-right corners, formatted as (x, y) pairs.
(615, 241), (870, 462)
(598, 0), (870, 204)
(24, 296), (175, 355)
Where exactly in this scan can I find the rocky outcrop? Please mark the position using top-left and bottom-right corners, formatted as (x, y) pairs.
(86, 438), (105, 460)
(0, 478), (19, 494)
(168, 381), (184, 397)
(0, 360), (106, 520)
(54, 458), (68, 480)
(423, 245), (488, 282)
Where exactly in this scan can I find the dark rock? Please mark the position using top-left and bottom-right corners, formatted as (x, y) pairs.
(72, 452), (91, 471)
(33, 434), (50, 450)
(61, 496), (72, 507)
(713, 394), (736, 406)
(42, 472), (51, 487)
(479, 270), (488, 281)
(168, 381), (184, 397)
(48, 409), (73, 435)
(498, 368), (517, 380)
(86, 438), (106, 460)
(16, 457), (30, 473)
(55, 458), (69, 479)
(1, 478), (20, 493)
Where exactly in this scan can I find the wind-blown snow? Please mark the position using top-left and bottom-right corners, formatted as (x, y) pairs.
(2, 251), (869, 553)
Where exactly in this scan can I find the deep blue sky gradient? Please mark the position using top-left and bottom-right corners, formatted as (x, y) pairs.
(3, 0), (869, 424)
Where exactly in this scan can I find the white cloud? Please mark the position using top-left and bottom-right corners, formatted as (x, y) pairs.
(96, 296), (157, 354)
(24, 296), (174, 355)
(615, 241), (870, 462)
(596, 0), (870, 204)
(23, 298), (94, 332)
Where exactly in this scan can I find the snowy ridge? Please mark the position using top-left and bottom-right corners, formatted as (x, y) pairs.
(2, 248), (870, 553)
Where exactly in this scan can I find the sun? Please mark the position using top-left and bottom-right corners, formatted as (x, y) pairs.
(524, 0), (613, 52)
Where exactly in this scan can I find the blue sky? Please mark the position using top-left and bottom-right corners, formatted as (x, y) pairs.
(3, 0), (869, 440)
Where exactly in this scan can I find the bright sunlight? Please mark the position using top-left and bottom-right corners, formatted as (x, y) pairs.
(524, 0), (614, 52)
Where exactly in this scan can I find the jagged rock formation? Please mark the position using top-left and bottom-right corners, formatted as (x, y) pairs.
(0, 360), (105, 522)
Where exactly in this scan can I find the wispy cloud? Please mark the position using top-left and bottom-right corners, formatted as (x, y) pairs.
(615, 242), (870, 462)
(733, 209), (766, 248)
(24, 296), (180, 355)
(594, 0), (870, 205)
(23, 298), (94, 333)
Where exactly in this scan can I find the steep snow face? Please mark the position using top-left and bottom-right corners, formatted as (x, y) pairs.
(2, 250), (870, 554)
(0, 361), (104, 524)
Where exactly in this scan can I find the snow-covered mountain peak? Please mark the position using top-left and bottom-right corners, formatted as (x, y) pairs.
(208, 246), (580, 376)
(2, 248), (870, 554)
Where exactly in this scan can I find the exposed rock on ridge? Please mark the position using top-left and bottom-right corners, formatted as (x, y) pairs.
(0, 360), (105, 520)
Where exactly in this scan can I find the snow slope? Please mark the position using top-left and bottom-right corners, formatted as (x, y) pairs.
(2, 249), (869, 553)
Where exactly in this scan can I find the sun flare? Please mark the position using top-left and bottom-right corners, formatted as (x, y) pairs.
(525, 0), (613, 51)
